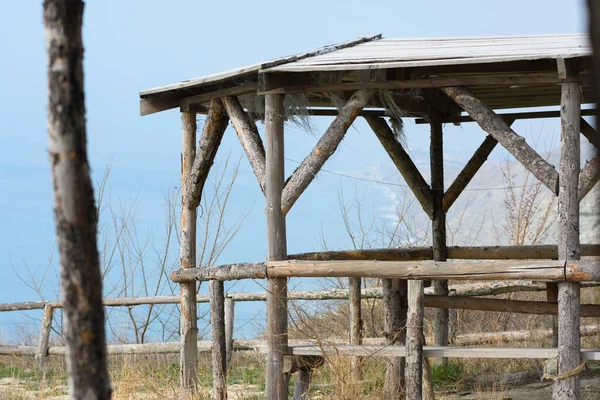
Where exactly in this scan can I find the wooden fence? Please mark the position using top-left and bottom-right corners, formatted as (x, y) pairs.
(2, 279), (600, 373)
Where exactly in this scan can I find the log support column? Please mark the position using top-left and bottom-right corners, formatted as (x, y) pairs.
(406, 280), (424, 400)
(265, 93), (289, 400)
(553, 82), (582, 399)
(430, 116), (449, 365)
(180, 111), (198, 390)
(383, 279), (407, 397)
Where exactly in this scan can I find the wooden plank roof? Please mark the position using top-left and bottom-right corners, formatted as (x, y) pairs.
(139, 33), (592, 116)
(265, 34), (589, 72)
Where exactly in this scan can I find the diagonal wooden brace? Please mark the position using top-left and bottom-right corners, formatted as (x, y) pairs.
(186, 99), (229, 209)
(365, 116), (434, 219)
(579, 153), (600, 201)
(580, 117), (600, 150)
(281, 89), (374, 215)
(222, 96), (267, 194)
(442, 87), (559, 195)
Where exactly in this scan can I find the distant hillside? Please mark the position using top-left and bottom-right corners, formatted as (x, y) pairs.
(367, 146), (599, 246)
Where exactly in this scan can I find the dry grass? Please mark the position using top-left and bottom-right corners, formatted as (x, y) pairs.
(1, 286), (600, 399)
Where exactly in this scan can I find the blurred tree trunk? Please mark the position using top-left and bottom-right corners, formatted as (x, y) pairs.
(43, 0), (112, 398)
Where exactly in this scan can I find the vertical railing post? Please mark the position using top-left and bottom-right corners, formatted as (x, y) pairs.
(225, 297), (235, 369)
(554, 82), (582, 399)
(406, 280), (424, 400)
(180, 111), (198, 390)
(36, 304), (54, 372)
(349, 276), (363, 380)
(210, 281), (227, 400)
(265, 93), (289, 400)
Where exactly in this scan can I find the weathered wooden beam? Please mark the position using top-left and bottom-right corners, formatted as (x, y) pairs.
(547, 282), (559, 347)
(349, 276), (363, 380)
(424, 295), (600, 317)
(281, 89), (374, 215)
(180, 83), (257, 112)
(555, 82), (582, 399)
(259, 72), (589, 95)
(224, 297), (235, 370)
(180, 111), (199, 390)
(35, 304), (53, 371)
(455, 325), (600, 346)
(186, 99), (229, 208)
(292, 370), (312, 400)
(578, 152), (600, 201)
(406, 280), (424, 400)
(222, 96), (267, 194)
(415, 109), (597, 125)
(383, 279), (406, 398)
(442, 86), (560, 194)
(265, 93), (289, 400)
(291, 244), (600, 262)
(444, 135), (498, 212)
(365, 116), (434, 218)
(210, 281), (227, 400)
(580, 117), (600, 150)
(290, 345), (600, 360)
(267, 259), (568, 281)
(171, 259), (600, 283)
(430, 115), (449, 368)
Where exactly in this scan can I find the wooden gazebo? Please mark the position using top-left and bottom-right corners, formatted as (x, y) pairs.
(140, 34), (599, 399)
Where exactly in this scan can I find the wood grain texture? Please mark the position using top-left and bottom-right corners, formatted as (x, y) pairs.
(265, 93), (289, 400)
(578, 152), (600, 201)
(579, 117), (600, 150)
(210, 281), (227, 400)
(554, 82), (582, 400)
(35, 305), (53, 371)
(180, 111), (199, 390)
(443, 86), (560, 194)
(383, 279), (406, 398)
(223, 96), (267, 193)
(349, 277), (363, 380)
(406, 280), (424, 400)
(430, 115), (449, 368)
(187, 99), (229, 208)
(224, 297), (235, 370)
(267, 259), (567, 281)
(43, 1), (111, 397)
(366, 116), (433, 218)
(281, 90), (374, 214)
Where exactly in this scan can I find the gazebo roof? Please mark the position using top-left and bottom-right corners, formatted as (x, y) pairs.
(139, 33), (592, 116)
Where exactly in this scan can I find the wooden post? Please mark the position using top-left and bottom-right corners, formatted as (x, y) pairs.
(225, 297), (235, 369)
(349, 276), (363, 380)
(406, 280), (424, 400)
(292, 370), (312, 400)
(383, 279), (406, 397)
(431, 116), (449, 366)
(180, 111), (199, 390)
(265, 93), (289, 400)
(210, 281), (227, 400)
(547, 283), (559, 347)
(36, 304), (53, 372)
(553, 82), (582, 399)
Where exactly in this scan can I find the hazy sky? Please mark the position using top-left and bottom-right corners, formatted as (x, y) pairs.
(0, 1), (588, 340)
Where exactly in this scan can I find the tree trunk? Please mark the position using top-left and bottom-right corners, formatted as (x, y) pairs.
(43, 1), (111, 397)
